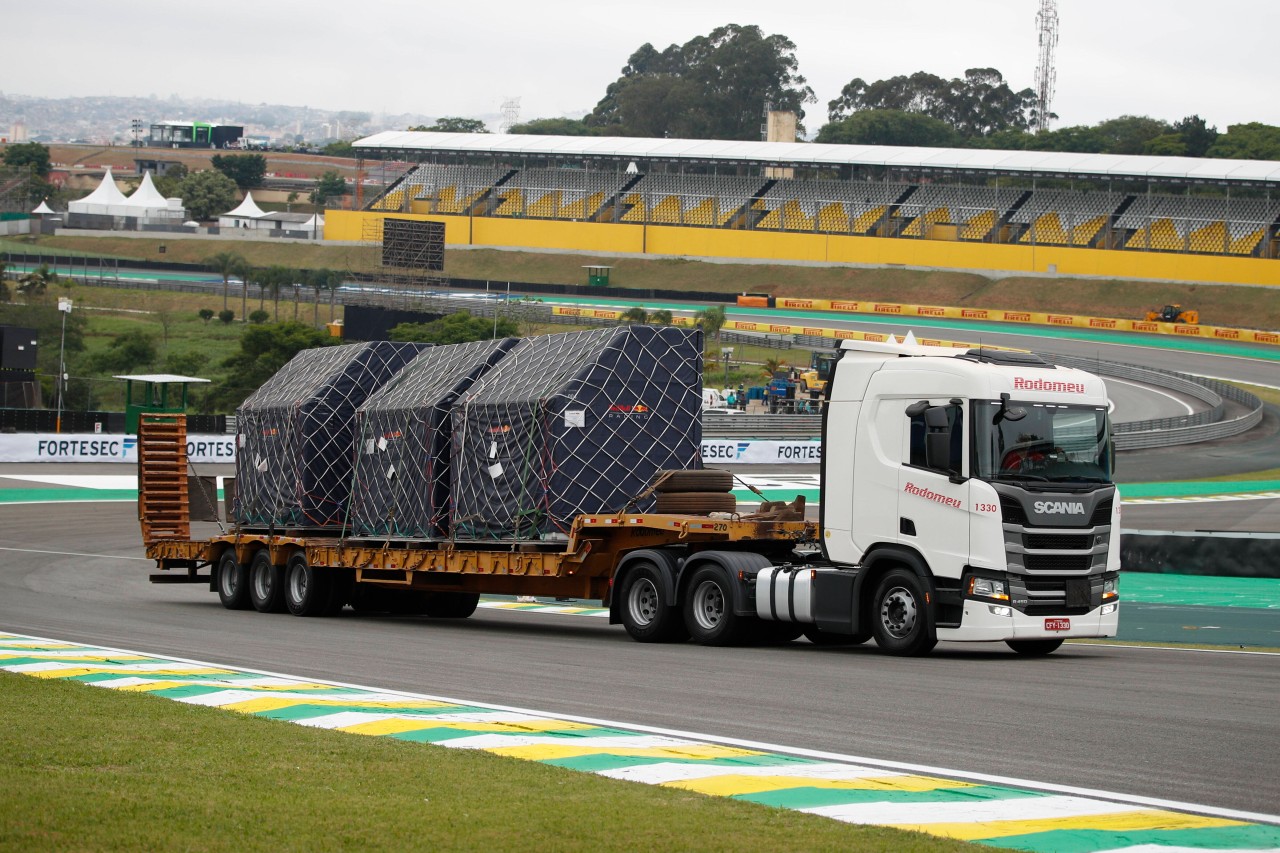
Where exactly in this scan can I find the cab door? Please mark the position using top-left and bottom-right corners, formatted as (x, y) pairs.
(898, 400), (970, 578)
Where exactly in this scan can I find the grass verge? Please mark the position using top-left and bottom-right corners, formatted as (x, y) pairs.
(0, 672), (976, 852)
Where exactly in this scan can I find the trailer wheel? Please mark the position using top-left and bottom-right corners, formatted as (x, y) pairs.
(1006, 639), (1064, 656)
(215, 551), (251, 610)
(248, 551), (286, 613)
(684, 566), (750, 646)
(619, 563), (688, 643)
(655, 470), (734, 493)
(425, 592), (480, 619)
(284, 554), (330, 617)
(871, 569), (936, 656)
(802, 626), (871, 646)
(654, 492), (737, 515)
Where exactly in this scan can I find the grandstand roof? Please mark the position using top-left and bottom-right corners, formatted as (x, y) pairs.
(355, 131), (1280, 186)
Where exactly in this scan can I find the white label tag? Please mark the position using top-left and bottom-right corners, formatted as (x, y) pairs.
(255, 454), (267, 473)
(385, 464), (396, 481)
(487, 462), (504, 479)
(377, 436), (388, 452)
(488, 441), (498, 459)
(238, 434), (246, 448)
(364, 438), (375, 455)
(564, 410), (585, 428)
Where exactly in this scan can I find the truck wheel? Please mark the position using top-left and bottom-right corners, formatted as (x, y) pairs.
(284, 553), (330, 617)
(802, 626), (871, 646)
(619, 563), (688, 643)
(684, 566), (750, 646)
(425, 592), (480, 619)
(871, 569), (936, 656)
(1007, 639), (1064, 656)
(249, 551), (286, 613)
(655, 470), (734, 493)
(215, 551), (250, 610)
(654, 492), (737, 514)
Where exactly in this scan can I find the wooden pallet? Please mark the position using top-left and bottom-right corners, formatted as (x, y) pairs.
(138, 414), (190, 544)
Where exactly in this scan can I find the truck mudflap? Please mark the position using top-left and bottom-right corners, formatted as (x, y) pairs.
(937, 601), (1119, 643)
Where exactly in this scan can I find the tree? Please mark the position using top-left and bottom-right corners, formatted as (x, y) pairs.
(210, 153), (267, 190)
(204, 250), (250, 312)
(218, 309), (235, 324)
(650, 309), (673, 325)
(587, 24), (814, 140)
(306, 268), (342, 326)
(248, 309), (270, 324)
(310, 170), (347, 207)
(1089, 115), (1170, 156)
(152, 163), (188, 198)
(258, 265), (294, 321)
(1207, 123), (1280, 160)
(178, 170), (238, 221)
(92, 330), (158, 374)
(508, 118), (595, 136)
(207, 322), (333, 411)
(618, 306), (650, 324)
(409, 117), (489, 133)
(1, 142), (52, 179)
(389, 311), (519, 345)
(693, 305), (727, 348)
(16, 264), (58, 298)
(817, 109), (960, 147)
(827, 68), (1036, 138)
(322, 140), (355, 157)
(198, 308), (215, 324)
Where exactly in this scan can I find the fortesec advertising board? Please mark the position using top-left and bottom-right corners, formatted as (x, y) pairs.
(0, 434), (237, 464)
(0, 433), (821, 467)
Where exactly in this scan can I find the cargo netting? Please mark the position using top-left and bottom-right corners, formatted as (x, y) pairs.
(349, 338), (520, 539)
(451, 325), (703, 540)
(234, 341), (425, 529)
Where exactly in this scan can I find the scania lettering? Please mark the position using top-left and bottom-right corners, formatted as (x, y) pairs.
(139, 337), (1118, 657)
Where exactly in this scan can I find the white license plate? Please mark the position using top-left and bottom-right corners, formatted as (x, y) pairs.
(1044, 618), (1071, 631)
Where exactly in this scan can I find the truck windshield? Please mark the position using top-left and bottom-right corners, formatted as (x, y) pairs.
(973, 401), (1112, 484)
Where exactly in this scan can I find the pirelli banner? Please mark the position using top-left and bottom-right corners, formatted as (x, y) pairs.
(769, 298), (1280, 348)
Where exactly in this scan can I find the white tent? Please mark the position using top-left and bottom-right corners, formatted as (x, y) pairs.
(298, 212), (324, 236)
(67, 167), (130, 215)
(31, 201), (55, 214)
(218, 191), (267, 228)
(125, 171), (184, 220)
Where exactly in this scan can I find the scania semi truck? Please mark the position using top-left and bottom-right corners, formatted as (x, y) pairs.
(142, 335), (1119, 656)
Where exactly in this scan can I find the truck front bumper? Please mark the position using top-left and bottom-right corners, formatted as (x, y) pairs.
(937, 601), (1119, 643)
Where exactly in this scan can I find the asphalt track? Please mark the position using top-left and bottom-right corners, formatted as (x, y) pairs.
(0, 497), (1277, 818)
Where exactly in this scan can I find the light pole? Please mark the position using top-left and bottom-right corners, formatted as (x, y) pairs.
(720, 346), (734, 390)
(56, 297), (72, 433)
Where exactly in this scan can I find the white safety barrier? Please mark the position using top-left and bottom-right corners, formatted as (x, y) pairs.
(0, 434), (236, 464)
(1, 434), (818, 466)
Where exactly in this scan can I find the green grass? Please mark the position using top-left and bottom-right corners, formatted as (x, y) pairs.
(0, 672), (975, 853)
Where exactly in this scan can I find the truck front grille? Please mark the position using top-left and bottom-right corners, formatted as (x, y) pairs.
(1025, 554), (1094, 573)
(1025, 533), (1092, 550)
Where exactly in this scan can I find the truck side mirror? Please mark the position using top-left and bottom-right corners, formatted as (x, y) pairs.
(925, 431), (951, 471)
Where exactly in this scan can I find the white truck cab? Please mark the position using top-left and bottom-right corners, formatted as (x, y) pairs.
(758, 336), (1120, 655)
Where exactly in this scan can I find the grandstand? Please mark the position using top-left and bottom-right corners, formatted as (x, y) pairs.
(344, 132), (1280, 285)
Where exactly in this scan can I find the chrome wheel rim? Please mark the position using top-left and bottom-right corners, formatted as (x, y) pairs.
(627, 577), (659, 627)
(879, 586), (918, 639)
(691, 580), (725, 632)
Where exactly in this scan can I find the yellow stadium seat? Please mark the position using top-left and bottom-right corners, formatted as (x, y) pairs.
(903, 207), (949, 237)
(619, 193), (648, 222)
(778, 200), (813, 231)
(1071, 215), (1107, 246)
(1230, 228), (1265, 255)
(493, 190), (525, 217)
(527, 191), (560, 218)
(817, 203), (850, 233)
(1020, 212), (1067, 245)
(435, 186), (462, 214)
(851, 205), (886, 233)
(1128, 219), (1181, 251)
(960, 210), (995, 240)
(684, 198), (717, 226)
(648, 196), (683, 224)
(1188, 221), (1227, 254)
(757, 207), (783, 230)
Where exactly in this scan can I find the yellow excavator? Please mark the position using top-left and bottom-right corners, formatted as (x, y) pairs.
(1145, 304), (1199, 324)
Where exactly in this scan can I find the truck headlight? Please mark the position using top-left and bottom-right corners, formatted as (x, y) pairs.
(968, 576), (1009, 601)
(1102, 577), (1118, 601)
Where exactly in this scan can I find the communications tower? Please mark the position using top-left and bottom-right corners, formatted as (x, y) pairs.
(499, 97), (521, 134)
(1033, 0), (1059, 132)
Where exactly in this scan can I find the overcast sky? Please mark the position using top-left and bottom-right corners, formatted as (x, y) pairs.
(6, 0), (1276, 132)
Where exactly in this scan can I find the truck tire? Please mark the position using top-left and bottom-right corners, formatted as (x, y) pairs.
(802, 626), (871, 646)
(1006, 639), (1064, 656)
(619, 563), (688, 643)
(425, 592), (480, 619)
(284, 553), (330, 617)
(215, 551), (251, 610)
(655, 470), (733, 493)
(249, 551), (286, 613)
(684, 566), (750, 646)
(871, 569), (936, 656)
(654, 492), (737, 515)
